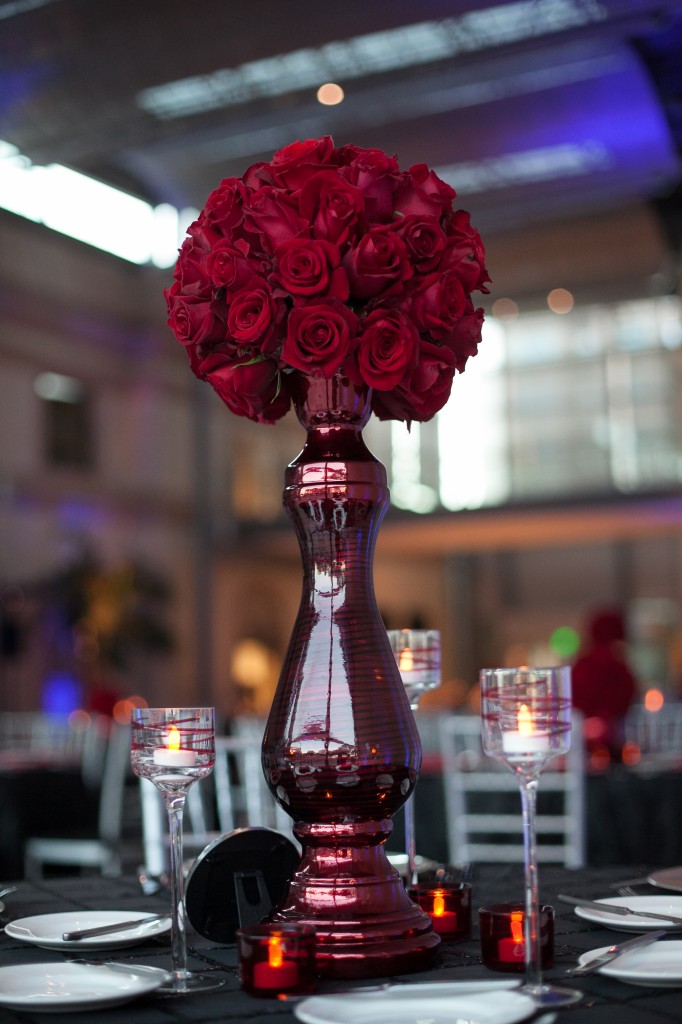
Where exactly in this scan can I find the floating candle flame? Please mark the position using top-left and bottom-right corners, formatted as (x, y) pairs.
(399, 648), (414, 672)
(432, 892), (446, 918)
(510, 911), (524, 944)
(268, 936), (283, 968)
(152, 723), (197, 767)
(517, 705), (533, 735)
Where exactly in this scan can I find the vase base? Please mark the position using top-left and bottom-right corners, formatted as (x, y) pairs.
(272, 905), (441, 979)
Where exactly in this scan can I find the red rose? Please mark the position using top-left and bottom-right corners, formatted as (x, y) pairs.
(282, 300), (358, 378)
(173, 223), (222, 296)
(206, 238), (258, 291)
(165, 284), (226, 346)
(227, 279), (285, 354)
(343, 227), (412, 300)
(356, 309), (419, 390)
(205, 355), (291, 424)
(395, 164), (456, 219)
(441, 307), (485, 373)
(340, 146), (401, 221)
(390, 214), (445, 271)
(269, 136), (338, 189)
(371, 339), (457, 423)
(403, 270), (468, 340)
(274, 238), (349, 301)
(443, 210), (491, 293)
(299, 171), (365, 246)
(202, 177), (250, 235)
(245, 186), (307, 252)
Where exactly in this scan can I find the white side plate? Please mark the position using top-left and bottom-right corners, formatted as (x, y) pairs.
(0, 962), (171, 1011)
(5, 911), (171, 950)
(573, 896), (682, 931)
(295, 981), (534, 1024)
(578, 940), (682, 987)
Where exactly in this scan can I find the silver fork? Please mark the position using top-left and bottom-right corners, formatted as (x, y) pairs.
(617, 886), (639, 898)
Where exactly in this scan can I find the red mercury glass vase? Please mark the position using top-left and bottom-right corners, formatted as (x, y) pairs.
(262, 372), (440, 979)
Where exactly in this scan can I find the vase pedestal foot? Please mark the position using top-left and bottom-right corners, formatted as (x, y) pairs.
(270, 827), (441, 979)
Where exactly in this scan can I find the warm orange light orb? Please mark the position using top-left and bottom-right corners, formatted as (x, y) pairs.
(317, 82), (345, 105)
(547, 288), (574, 314)
(644, 688), (664, 712)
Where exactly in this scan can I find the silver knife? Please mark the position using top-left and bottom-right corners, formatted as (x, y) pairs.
(62, 914), (170, 941)
(566, 929), (666, 976)
(558, 894), (682, 925)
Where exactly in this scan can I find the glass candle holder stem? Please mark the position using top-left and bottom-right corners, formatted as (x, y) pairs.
(403, 795), (417, 887)
(519, 774), (541, 994)
(166, 793), (188, 984)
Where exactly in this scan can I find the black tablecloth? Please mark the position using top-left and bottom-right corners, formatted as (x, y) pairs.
(0, 864), (680, 1023)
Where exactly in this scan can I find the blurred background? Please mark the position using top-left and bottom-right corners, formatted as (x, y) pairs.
(2, 0), (682, 735)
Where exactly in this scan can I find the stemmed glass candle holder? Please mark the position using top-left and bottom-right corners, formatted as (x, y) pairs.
(388, 629), (441, 886)
(130, 707), (223, 995)
(480, 667), (580, 1008)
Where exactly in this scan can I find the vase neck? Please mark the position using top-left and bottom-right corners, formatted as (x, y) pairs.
(292, 374), (371, 431)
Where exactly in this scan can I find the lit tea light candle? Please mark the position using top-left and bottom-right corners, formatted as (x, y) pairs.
(408, 883), (471, 941)
(252, 935), (299, 990)
(430, 890), (458, 935)
(479, 902), (554, 973)
(237, 923), (316, 997)
(398, 645), (432, 686)
(502, 704), (550, 754)
(153, 725), (197, 767)
(497, 910), (525, 963)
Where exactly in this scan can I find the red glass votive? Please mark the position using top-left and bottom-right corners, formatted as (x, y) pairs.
(237, 923), (317, 998)
(479, 903), (554, 973)
(408, 883), (472, 940)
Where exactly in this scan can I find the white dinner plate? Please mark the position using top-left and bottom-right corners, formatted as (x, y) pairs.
(386, 853), (439, 876)
(577, 940), (682, 987)
(294, 981), (534, 1024)
(648, 867), (682, 893)
(573, 896), (682, 931)
(5, 911), (171, 950)
(0, 961), (171, 1011)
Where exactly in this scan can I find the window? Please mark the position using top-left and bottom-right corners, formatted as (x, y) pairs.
(34, 372), (93, 470)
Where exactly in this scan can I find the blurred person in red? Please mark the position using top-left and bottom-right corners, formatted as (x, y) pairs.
(572, 607), (638, 760)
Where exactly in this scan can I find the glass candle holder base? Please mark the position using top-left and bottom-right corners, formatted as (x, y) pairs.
(160, 971), (225, 996)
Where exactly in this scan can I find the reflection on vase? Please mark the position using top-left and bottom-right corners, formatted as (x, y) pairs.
(262, 372), (439, 979)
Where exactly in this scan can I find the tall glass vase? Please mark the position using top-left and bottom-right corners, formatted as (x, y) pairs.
(262, 372), (440, 979)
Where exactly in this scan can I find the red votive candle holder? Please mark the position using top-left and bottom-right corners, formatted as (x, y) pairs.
(237, 923), (317, 998)
(479, 903), (554, 973)
(408, 883), (472, 940)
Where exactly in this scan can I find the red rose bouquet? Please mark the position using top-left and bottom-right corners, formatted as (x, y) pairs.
(166, 136), (490, 425)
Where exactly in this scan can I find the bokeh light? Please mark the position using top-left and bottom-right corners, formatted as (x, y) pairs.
(549, 625), (580, 659)
(547, 287), (574, 314)
(491, 297), (519, 321)
(644, 687), (664, 712)
(317, 82), (345, 105)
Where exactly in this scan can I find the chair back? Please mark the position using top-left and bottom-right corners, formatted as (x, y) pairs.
(23, 718), (134, 877)
(438, 711), (586, 868)
(623, 703), (682, 764)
